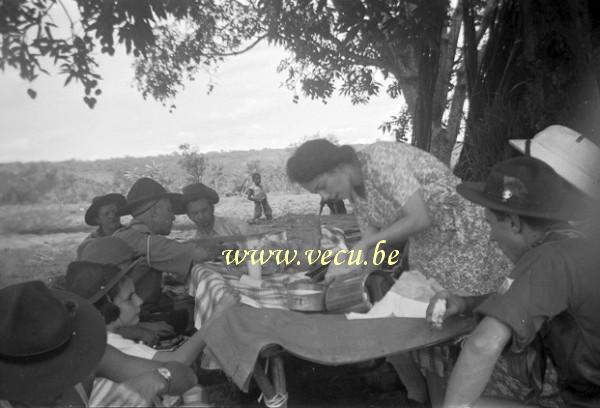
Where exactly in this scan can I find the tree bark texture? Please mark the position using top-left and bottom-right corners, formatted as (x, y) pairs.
(455, 0), (600, 181)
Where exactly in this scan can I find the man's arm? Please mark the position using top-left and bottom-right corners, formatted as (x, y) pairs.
(96, 346), (197, 395)
(426, 291), (492, 323)
(443, 316), (512, 408)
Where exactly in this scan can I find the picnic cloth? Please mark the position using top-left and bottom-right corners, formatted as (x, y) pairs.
(201, 305), (476, 391)
(188, 225), (349, 329)
(189, 262), (309, 328)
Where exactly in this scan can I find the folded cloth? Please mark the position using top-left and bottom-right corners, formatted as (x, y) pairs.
(346, 291), (428, 319)
(188, 263), (308, 329)
(390, 270), (445, 302)
(202, 305), (476, 391)
(346, 270), (444, 320)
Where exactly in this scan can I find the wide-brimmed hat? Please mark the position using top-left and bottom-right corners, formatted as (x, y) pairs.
(66, 259), (140, 303)
(457, 156), (579, 221)
(120, 177), (185, 216)
(84, 193), (127, 226)
(509, 125), (600, 199)
(182, 182), (220, 208)
(0, 281), (106, 405)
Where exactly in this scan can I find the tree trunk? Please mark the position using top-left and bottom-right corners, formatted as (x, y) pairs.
(455, 0), (600, 180)
(412, 0), (447, 152)
(430, 3), (463, 164)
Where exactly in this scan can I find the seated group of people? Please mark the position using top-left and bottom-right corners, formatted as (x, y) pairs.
(2, 124), (600, 407)
(0, 180), (250, 406)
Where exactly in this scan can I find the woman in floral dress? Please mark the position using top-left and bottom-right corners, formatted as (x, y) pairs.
(286, 139), (510, 295)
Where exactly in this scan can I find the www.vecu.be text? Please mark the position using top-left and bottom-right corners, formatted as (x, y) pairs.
(220, 240), (401, 267)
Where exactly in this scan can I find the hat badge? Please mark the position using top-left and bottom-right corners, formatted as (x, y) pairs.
(501, 176), (528, 203)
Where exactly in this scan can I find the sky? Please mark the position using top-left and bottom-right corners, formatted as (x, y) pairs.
(0, 41), (402, 163)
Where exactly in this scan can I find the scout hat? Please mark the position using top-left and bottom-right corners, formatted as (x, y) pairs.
(65, 261), (131, 303)
(71, 237), (142, 303)
(120, 177), (184, 216)
(84, 193), (127, 226)
(0, 281), (106, 405)
(181, 182), (220, 208)
(509, 125), (600, 198)
(457, 156), (578, 221)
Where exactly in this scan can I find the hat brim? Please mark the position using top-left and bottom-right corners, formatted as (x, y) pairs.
(119, 192), (185, 216)
(0, 289), (106, 405)
(510, 138), (600, 199)
(88, 258), (142, 303)
(85, 193), (127, 226)
(457, 182), (577, 221)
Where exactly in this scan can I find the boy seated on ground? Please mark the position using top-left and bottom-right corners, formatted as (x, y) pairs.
(65, 260), (237, 365)
(426, 157), (600, 408)
(182, 182), (250, 239)
(0, 280), (196, 407)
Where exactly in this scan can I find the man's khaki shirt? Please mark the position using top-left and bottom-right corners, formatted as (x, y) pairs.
(114, 220), (194, 277)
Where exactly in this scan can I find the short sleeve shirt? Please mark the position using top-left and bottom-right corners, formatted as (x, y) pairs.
(114, 221), (194, 277)
(194, 216), (249, 239)
(476, 236), (600, 400)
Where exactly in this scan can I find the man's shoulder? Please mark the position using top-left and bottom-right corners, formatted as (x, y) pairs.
(513, 237), (598, 281)
(114, 221), (152, 236)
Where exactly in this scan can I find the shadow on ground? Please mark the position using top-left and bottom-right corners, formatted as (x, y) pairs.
(199, 355), (428, 407)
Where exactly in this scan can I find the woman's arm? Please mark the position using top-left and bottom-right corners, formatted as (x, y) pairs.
(153, 331), (206, 365)
(358, 190), (431, 250)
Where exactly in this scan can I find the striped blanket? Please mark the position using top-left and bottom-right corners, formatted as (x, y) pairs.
(188, 226), (348, 329)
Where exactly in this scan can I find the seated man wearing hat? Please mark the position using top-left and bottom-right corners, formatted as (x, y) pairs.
(77, 193), (126, 257)
(427, 157), (600, 407)
(114, 177), (222, 307)
(0, 280), (196, 407)
(182, 182), (249, 239)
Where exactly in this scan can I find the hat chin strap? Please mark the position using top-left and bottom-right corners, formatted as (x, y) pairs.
(525, 138), (531, 156)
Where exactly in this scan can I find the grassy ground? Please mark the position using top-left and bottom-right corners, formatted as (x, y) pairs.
(0, 193), (334, 288)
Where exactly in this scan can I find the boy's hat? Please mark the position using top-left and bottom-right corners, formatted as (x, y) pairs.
(65, 260), (139, 303)
(120, 177), (185, 216)
(0, 281), (106, 404)
(457, 156), (578, 221)
(182, 183), (220, 207)
(84, 193), (126, 226)
(509, 125), (600, 198)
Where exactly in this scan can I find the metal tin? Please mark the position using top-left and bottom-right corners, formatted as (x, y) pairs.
(287, 281), (326, 312)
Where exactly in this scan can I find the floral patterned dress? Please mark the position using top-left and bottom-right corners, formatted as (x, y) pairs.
(352, 142), (511, 295)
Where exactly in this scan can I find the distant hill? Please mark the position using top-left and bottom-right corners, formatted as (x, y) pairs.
(0, 147), (309, 205)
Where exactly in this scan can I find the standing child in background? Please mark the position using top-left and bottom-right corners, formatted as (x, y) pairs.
(247, 172), (273, 221)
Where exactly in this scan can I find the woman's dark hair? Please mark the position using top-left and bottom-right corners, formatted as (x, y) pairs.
(286, 139), (358, 183)
(93, 282), (122, 324)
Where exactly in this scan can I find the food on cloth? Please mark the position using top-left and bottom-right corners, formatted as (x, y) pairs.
(431, 298), (447, 328)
